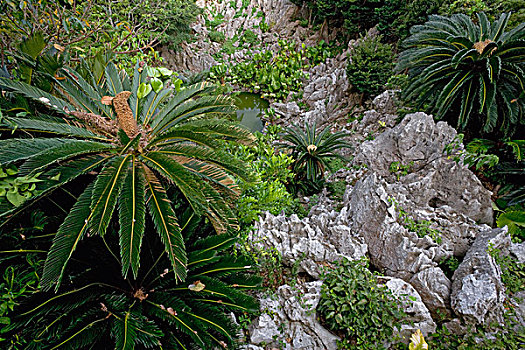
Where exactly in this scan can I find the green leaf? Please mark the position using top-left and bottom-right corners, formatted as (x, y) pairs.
(144, 168), (187, 282)
(90, 155), (131, 236)
(6, 190), (25, 207)
(119, 157), (146, 278)
(41, 183), (95, 291)
(150, 78), (163, 93)
(157, 67), (173, 77)
(137, 83), (152, 99)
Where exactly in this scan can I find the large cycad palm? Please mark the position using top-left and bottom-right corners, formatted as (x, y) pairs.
(0, 62), (254, 291)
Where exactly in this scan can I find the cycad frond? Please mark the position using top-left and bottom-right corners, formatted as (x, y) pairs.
(90, 155), (130, 236)
(144, 168), (187, 282)
(119, 156), (146, 278)
(40, 183), (95, 291)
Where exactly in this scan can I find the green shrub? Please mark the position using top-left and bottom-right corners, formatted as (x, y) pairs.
(347, 34), (394, 97)
(398, 12), (525, 138)
(209, 29), (226, 43)
(317, 257), (406, 349)
(227, 127), (296, 226)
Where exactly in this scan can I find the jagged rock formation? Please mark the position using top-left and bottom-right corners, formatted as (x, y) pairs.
(248, 282), (339, 350)
(247, 112), (507, 347)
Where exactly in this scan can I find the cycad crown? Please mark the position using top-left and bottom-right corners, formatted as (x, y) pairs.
(398, 12), (525, 136)
(0, 62), (255, 290)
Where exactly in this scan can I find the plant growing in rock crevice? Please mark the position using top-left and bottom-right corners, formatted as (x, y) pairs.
(317, 257), (406, 349)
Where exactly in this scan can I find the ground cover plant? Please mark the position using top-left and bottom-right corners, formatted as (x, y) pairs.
(317, 257), (406, 349)
(209, 40), (334, 101)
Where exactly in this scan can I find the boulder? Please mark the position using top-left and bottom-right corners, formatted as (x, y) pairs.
(248, 281), (339, 350)
(451, 228), (510, 325)
(382, 276), (437, 342)
(355, 112), (493, 224)
(251, 211), (367, 278)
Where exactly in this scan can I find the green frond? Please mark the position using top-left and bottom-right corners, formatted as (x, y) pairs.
(112, 311), (138, 350)
(148, 81), (217, 129)
(40, 183), (96, 291)
(144, 168), (187, 282)
(119, 156), (146, 278)
(151, 96), (236, 136)
(141, 152), (208, 215)
(90, 155), (131, 236)
(105, 62), (125, 96)
(18, 140), (113, 175)
(59, 67), (113, 119)
(155, 144), (253, 182)
(0, 138), (69, 165)
(0, 77), (74, 114)
(0, 116), (106, 139)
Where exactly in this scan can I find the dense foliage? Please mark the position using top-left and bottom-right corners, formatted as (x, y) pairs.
(317, 258), (406, 349)
(0, 0), (199, 69)
(209, 40), (334, 101)
(398, 12), (525, 138)
(347, 34), (394, 96)
(1, 210), (260, 349)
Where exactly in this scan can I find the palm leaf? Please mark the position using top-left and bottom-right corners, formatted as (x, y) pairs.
(41, 183), (96, 291)
(144, 168), (187, 281)
(119, 156), (146, 278)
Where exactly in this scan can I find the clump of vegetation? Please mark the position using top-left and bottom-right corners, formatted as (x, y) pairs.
(389, 197), (443, 244)
(398, 12), (525, 138)
(317, 257), (406, 349)
(210, 40), (335, 101)
(228, 126), (297, 227)
(347, 34), (394, 97)
(389, 161), (414, 180)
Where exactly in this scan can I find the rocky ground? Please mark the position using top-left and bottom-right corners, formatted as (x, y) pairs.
(163, 1), (525, 349)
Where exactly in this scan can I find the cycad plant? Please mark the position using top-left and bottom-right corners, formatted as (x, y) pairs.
(280, 123), (351, 194)
(398, 12), (525, 137)
(0, 62), (254, 291)
(2, 211), (261, 349)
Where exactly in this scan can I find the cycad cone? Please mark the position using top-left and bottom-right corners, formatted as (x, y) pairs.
(113, 91), (138, 137)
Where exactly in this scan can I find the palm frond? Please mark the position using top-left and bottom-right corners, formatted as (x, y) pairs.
(118, 156), (146, 278)
(144, 168), (187, 282)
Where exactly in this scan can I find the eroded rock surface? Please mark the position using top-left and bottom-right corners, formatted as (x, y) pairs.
(451, 228), (510, 325)
(249, 282), (339, 350)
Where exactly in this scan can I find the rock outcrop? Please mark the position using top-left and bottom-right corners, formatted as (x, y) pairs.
(451, 228), (510, 325)
(249, 282), (339, 350)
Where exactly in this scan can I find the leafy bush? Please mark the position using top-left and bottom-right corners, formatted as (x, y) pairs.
(291, 0), (442, 41)
(2, 213), (260, 349)
(279, 123), (351, 195)
(347, 34), (394, 97)
(210, 40), (335, 101)
(227, 126), (297, 226)
(317, 258), (406, 349)
(0, 0), (200, 70)
(398, 12), (525, 138)
(0, 61), (254, 291)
